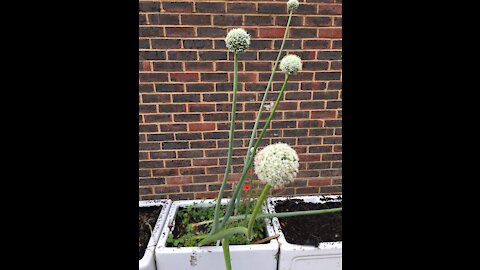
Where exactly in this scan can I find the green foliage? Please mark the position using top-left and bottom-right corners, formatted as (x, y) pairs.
(166, 200), (266, 247)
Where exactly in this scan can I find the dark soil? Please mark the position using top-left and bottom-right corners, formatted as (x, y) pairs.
(274, 198), (342, 246)
(139, 206), (162, 260)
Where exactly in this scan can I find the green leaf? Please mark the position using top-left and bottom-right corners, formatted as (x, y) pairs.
(198, 226), (248, 247)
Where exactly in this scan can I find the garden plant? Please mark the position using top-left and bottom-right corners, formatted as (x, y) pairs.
(164, 1), (342, 269)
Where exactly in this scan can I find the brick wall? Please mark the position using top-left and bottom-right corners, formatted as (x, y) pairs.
(139, 0), (342, 201)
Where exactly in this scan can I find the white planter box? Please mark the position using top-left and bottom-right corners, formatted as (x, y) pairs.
(156, 199), (279, 270)
(139, 199), (172, 270)
(267, 195), (342, 270)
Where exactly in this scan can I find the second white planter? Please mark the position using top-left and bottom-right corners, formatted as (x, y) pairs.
(267, 195), (342, 270)
(155, 199), (279, 270)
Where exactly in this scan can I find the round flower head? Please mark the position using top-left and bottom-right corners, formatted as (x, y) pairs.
(254, 143), (299, 188)
(280, 54), (302, 75)
(287, 0), (299, 12)
(225, 28), (251, 53)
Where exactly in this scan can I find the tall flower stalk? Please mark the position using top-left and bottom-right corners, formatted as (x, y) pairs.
(211, 28), (250, 235)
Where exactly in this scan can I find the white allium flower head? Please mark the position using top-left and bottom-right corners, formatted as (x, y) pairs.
(225, 28), (251, 53)
(254, 143), (299, 188)
(287, 0), (299, 12)
(280, 54), (302, 75)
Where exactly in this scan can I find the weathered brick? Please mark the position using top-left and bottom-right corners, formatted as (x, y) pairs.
(175, 132), (202, 140)
(213, 15), (242, 26)
(190, 141), (216, 149)
(259, 28), (285, 38)
(139, 51), (165, 60)
(318, 4), (342, 15)
(150, 151), (176, 159)
(151, 39), (181, 49)
(172, 94), (201, 103)
(159, 124), (187, 132)
(305, 16), (332, 26)
(174, 114), (201, 122)
(162, 2), (193, 13)
(182, 184), (207, 192)
(201, 73), (228, 82)
(168, 51), (197, 61)
(147, 133), (174, 141)
(154, 185), (180, 194)
(196, 2), (225, 13)
(183, 39), (213, 49)
(197, 27), (227, 37)
(199, 51), (227, 60)
(289, 28), (317, 38)
(165, 160), (191, 168)
(275, 16), (303, 26)
(245, 16), (274, 26)
(158, 104), (186, 113)
(153, 83), (182, 93)
(165, 27), (195, 37)
(184, 62), (214, 72)
(142, 94), (170, 103)
(140, 27), (164, 37)
(187, 104), (214, 113)
(139, 2), (160, 12)
(312, 110), (337, 119)
(189, 123), (216, 131)
(258, 3), (286, 14)
(148, 14), (179, 25)
(192, 159), (218, 166)
(318, 28), (342, 38)
(318, 51), (342, 60)
(152, 62), (183, 71)
(181, 14), (211, 25)
(227, 3), (256, 13)
(170, 73), (199, 82)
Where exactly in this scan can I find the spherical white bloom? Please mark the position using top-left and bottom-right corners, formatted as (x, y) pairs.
(280, 54), (302, 75)
(225, 28), (251, 53)
(287, 0), (299, 12)
(254, 143), (299, 188)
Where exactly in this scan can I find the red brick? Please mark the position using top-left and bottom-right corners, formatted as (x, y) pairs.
(259, 28), (286, 38)
(165, 27), (195, 37)
(166, 176), (193, 185)
(189, 123), (216, 131)
(163, 2), (193, 13)
(170, 73), (199, 82)
(318, 28), (342, 38)
(192, 158), (218, 166)
(311, 110), (337, 119)
(308, 179), (332, 187)
(318, 4), (342, 15)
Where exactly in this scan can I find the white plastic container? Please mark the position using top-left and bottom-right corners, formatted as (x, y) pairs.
(267, 195), (342, 270)
(155, 199), (279, 270)
(139, 199), (172, 270)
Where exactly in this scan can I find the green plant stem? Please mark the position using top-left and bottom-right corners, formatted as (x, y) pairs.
(199, 226), (248, 247)
(222, 238), (232, 270)
(192, 208), (343, 228)
(247, 184), (271, 240)
(211, 52), (239, 235)
(234, 10), (294, 210)
(219, 75), (290, 229)
(243, 168), (254, 226)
